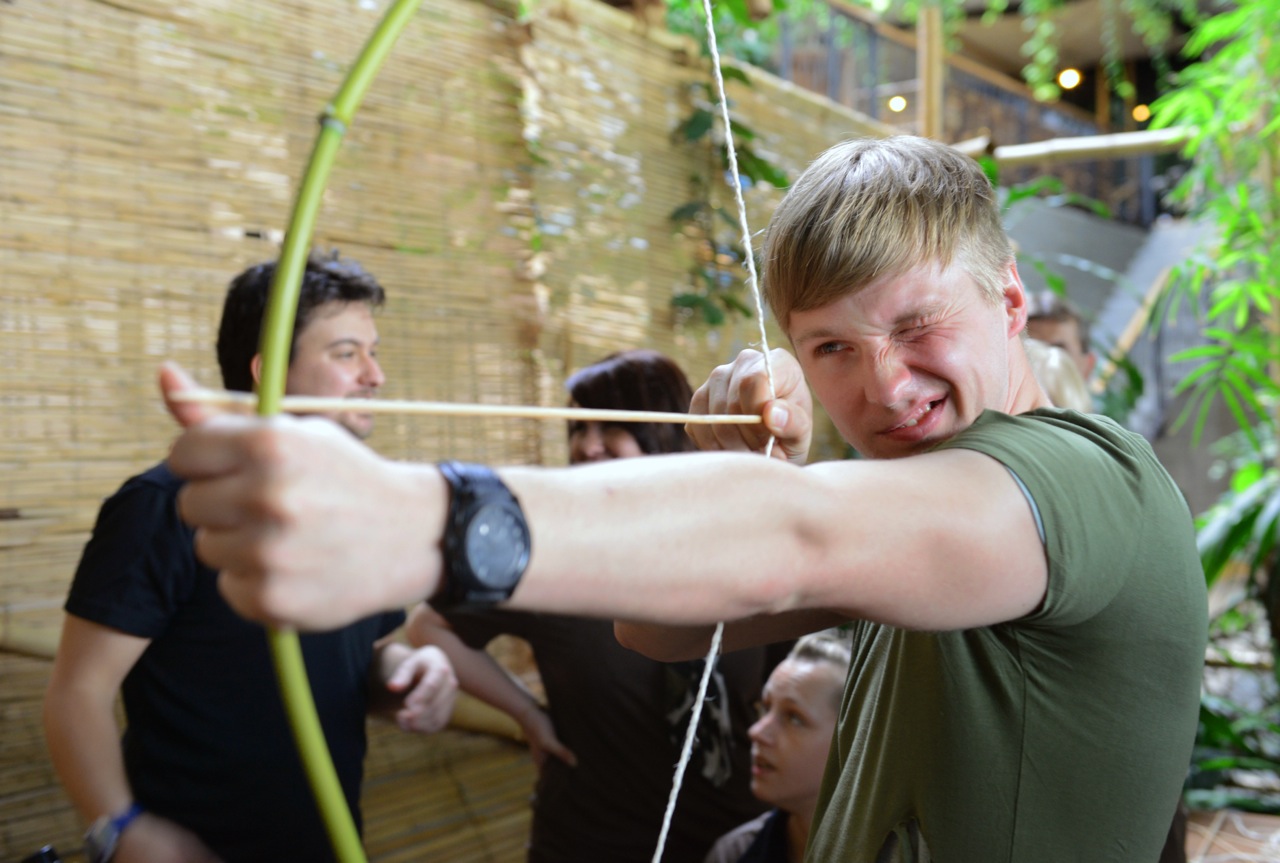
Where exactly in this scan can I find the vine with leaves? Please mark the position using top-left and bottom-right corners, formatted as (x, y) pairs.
(669, 67), (788, 326)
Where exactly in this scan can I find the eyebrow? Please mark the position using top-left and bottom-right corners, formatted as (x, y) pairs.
(791, 302), (947, 344)
(324, 336), (378, 350)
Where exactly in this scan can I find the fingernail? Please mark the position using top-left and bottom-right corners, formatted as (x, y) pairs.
(768, 405), (788, 431)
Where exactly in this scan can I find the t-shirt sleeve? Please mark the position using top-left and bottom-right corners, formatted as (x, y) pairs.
(377, 608), (408, 639)
(64, 474), (197, 638)
(938, 410), (1149, 627)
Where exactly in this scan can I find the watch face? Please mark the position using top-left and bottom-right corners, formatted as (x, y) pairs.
(465, 501), (531, 587)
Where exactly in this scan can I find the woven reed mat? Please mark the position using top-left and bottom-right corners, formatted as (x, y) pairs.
(1187, 809), (1280, 862)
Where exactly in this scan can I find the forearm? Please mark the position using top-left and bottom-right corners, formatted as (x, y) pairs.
(413, 622), (541, 723)
(501, 452), (822, 623)
(43, 685), (133, 823)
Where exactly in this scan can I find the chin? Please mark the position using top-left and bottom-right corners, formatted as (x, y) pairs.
(340, 418), (374, 440)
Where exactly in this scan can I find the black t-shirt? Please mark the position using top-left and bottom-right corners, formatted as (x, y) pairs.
(66, 462), (404, 863)
(447, 608), (775, 863)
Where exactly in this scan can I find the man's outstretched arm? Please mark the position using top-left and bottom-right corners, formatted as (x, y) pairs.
(160, 363), (1046, 639)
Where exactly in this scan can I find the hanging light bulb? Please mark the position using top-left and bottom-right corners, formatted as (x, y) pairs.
(1057, 68), (1082, 90)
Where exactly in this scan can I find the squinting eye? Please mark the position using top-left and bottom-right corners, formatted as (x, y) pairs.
(816, 342), (842, 356)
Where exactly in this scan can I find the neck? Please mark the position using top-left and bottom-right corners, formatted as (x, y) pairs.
(786, 807), (813, 863)
(1008, 342), (1054, 414)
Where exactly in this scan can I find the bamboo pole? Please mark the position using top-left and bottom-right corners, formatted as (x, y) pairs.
(916, 5), (944, 140)
(988, 126), (1192, 168)
(169, 389), (763, 425)
(1090, 266), (1170, 394)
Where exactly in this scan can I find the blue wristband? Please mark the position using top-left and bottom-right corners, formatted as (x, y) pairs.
(84, 802), (144, 863)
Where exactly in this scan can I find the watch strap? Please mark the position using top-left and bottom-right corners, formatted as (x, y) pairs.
(85, 802), (144, 863)
(434, 461), (530, 609)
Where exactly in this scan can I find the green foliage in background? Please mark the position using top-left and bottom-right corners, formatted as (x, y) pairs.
(1147, 0), (1280, 813)
(669, 70), (789, 326)
(664, 0), (1202, 103)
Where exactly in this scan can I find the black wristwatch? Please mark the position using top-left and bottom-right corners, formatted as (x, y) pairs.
(432, 461), (532, 609)
(84, 802), (144, 863)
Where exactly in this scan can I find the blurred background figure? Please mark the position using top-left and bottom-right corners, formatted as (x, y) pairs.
(705, 631), (851, 863)
(1024, 337), (1094, 412)
(1026, 291), (1097, 382)
(409, 349), (778, 863)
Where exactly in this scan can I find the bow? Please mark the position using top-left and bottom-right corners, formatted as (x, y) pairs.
(255, 1), (774, 860)
(256, 2), (424, 861)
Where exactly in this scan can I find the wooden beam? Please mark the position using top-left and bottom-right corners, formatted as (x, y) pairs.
(917, 5), (944, 139)
(990, 126), (1192, 167)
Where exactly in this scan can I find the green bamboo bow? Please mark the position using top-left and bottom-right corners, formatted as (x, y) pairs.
(255, 3), (423, 860)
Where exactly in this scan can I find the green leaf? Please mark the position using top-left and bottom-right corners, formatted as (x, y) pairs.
(701, 300), (726, 326)
(720, 291), (755, 318)
(669, 201), (708, 223)
(676, 108), (715, 142)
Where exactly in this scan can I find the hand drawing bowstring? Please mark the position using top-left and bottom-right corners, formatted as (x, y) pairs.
(249, 1), (775, 861)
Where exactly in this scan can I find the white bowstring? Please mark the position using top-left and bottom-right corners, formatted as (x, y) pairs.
(650, 1), (778, 859)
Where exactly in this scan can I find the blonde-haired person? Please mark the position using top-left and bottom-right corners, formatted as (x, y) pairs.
(1024, 337), (1093, 412)
(162, 136), (1207, 862)
(706, 632), (852, 863)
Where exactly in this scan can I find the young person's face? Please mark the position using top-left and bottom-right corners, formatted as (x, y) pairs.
(281, 301), (385, 440)
(788, 262), (1026, 460)
(568, 418), (644, 464)
(748, 658), (843, 816)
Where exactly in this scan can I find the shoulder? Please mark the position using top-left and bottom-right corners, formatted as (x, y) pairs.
(941, 409), (1154, 467)
(937, 408), (1185, 529)
(704, 811), (774, 863)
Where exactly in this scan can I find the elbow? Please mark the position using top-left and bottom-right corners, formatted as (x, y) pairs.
(613, 621), (653, 656)
(614, 621), (710, 662)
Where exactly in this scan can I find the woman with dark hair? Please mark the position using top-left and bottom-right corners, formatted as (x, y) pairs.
(565, 349), (697, 459)
(408, 350), (771, 863)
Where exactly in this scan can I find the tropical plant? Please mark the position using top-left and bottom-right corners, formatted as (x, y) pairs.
(1146, 0), (1280, 813)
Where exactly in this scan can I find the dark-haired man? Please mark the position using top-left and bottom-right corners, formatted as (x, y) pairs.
(44, 254), (457, 863)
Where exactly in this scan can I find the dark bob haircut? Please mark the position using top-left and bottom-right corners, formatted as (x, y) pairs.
(565, 349), (695, 455)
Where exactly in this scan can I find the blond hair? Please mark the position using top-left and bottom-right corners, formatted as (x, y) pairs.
(762, 136), (1013, 330)
(787, 629), (853, 709)
(1024, 338), (1093, 412)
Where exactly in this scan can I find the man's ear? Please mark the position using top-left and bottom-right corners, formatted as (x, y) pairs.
(1003, 263), (1028, 337)
(250, 353), (263, 387)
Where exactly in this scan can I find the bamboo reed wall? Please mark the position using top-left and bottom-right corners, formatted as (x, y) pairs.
(0, 0), (883, 857)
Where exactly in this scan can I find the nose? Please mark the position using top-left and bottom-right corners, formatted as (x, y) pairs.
(748, 712), (773, 745)
(571, 424), (606, 464)
(362, 354), (386, 390)
(863, 347), (911, 408)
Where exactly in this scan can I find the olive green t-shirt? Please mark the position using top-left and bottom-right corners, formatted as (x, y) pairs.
(806, 409), (1207, 863)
